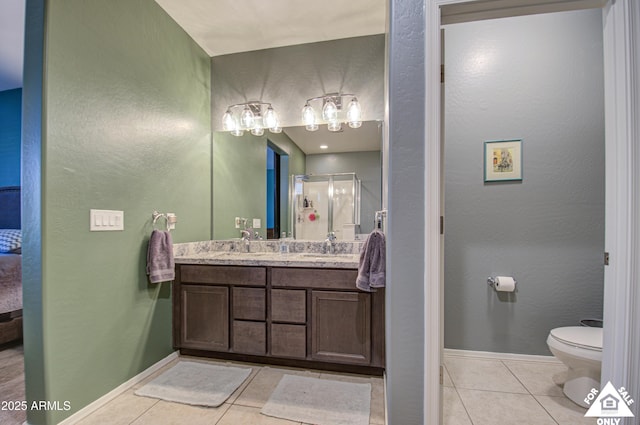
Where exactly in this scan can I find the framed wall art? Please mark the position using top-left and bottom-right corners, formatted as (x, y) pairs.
(484, 139), (523, 182)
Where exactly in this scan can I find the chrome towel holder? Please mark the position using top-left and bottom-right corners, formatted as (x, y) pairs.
(374, 209), (387, 230)
(152, 211), (177, 232)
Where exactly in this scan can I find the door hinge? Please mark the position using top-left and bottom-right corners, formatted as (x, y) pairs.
(604, 252), (610, 266)
(440, 64), (445, 83)
(440, 365), (444, 385)
(440, 216), (444, 235)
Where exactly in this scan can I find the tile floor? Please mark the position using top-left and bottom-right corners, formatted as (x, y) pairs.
(75, 355), (385, 425)
(443, 354), (597, 425)
(0, 345), (600, 425)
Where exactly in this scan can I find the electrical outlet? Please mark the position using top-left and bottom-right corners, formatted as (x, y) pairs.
(253, 218), (261, 229)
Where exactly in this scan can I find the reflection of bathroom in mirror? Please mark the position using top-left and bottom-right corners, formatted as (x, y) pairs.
(212, 121), (382, 241)
(292, 173), (361, 241)
(286, 120), (382, 240)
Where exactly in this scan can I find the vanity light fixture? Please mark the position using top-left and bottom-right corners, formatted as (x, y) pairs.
(301, 93), (362, 132)
(222, 101), (281, 137)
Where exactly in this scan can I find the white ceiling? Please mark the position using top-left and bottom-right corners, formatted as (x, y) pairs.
(284, 121), (382, 155)
(154, 0), (386, 57)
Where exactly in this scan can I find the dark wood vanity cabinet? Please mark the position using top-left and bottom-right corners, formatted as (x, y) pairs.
(173, 264), (385, 373)
(311, 290), (371, 364)
(180, 284), (229, 351)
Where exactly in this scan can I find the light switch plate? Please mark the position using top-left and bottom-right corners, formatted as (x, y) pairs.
(253, 218), (261, 228)
(90, 209), (124, 231)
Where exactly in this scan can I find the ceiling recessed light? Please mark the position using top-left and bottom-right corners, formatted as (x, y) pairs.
(320, 145), (328, 149)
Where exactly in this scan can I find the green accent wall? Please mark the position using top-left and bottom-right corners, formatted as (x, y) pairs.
(0, 88), (22, 186)
(212, 131), (305, 239)
(23, 0), (211, 423)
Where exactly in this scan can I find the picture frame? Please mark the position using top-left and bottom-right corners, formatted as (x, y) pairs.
(484, 139), (523, 182)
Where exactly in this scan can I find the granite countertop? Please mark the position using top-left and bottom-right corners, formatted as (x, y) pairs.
(173, 239), (362, 269)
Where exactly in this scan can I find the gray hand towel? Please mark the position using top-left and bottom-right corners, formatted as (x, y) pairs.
(356, 229), (386, 292)
(146, 230), (175, 284)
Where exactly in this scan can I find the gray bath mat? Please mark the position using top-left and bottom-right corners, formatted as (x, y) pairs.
(135, 361), (251, 407)
(261, 374), (371, 425)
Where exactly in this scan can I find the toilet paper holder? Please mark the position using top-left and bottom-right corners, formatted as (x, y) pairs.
(487, 276), (517, 289)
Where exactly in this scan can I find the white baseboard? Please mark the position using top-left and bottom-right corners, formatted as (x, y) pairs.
(52, 351), (179, 425)
(444, 348), (561, 363)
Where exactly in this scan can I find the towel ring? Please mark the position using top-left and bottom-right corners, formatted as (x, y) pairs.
(152, 211), (178, 232)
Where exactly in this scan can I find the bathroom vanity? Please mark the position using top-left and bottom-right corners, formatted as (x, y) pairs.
(172, 241), (385, 374)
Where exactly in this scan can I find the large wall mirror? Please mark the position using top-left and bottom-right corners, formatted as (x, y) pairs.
(212, 121), (382, 241)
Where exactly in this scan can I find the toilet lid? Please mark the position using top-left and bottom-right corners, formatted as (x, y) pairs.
(550, 326), (602, 350)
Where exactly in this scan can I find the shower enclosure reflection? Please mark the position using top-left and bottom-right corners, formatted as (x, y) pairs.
(291, 173), (361, 240)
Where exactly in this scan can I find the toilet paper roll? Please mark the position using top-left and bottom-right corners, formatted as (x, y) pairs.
(495, 276), (516, 292)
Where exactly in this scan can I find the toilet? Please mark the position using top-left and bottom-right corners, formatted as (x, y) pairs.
(547, 326), (603, 408)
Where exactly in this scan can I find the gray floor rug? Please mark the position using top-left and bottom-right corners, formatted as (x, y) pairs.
(134, 361), (251, 407)
(261, 374), (371, 425)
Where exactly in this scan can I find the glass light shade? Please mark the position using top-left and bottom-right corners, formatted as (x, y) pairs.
(222, 110), (236, 132)
(322, 99), (338, 121)
(251, 125), (264, 136)
(328, 120), (342, 132)
(263, 106), (278, 129)
(231, 128), (244, 137)
(302, 103), (316, 127)
(240, 106), (255, 129)
(305, 124), (318, 131)
(347, 98), (362, 128)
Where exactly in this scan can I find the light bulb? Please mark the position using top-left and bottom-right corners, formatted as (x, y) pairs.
(347, 97), (362, 128)
(222, 110), (235, 132)
(240, 106), (254, 129)
(251, 125), (264, 136)
(322, 98), (338, 121)
(328, 120), (342, 132)
(263, 106), (278, 129)
(302, 103), (316, 126)
(231, 127), (244, 137)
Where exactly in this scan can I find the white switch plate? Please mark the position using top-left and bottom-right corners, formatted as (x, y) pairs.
(90, 209), (124, 231)
(253, 218), (261, 229)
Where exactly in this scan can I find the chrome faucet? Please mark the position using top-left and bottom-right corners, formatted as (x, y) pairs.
(324, 232), (337, 254)
(241, 230), (251, 252)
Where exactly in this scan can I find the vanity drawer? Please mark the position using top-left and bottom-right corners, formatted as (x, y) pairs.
(271, 324), (306, 359)
(271, 289), (306, 323)
(180, 265), (266, 286)
(271, 268), (358, 290)
(233, 321), (266, 355)
(233, 287), (266, 321)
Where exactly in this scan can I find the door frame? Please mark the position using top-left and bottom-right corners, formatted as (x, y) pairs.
(424, 1), (640, 424)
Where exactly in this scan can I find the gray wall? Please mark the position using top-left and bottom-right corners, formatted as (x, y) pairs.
(305, 151), (381, 234)
(386, 0), (426, 423)
(211, 35), (384, 129)
(444, 9), (605, 355)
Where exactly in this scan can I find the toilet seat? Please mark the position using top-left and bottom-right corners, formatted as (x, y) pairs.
(549, 326), (602, 351)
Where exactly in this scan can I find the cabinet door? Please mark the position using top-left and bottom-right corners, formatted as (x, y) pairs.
(311, 291), (371, 365)
(181, 285), (229, 351)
